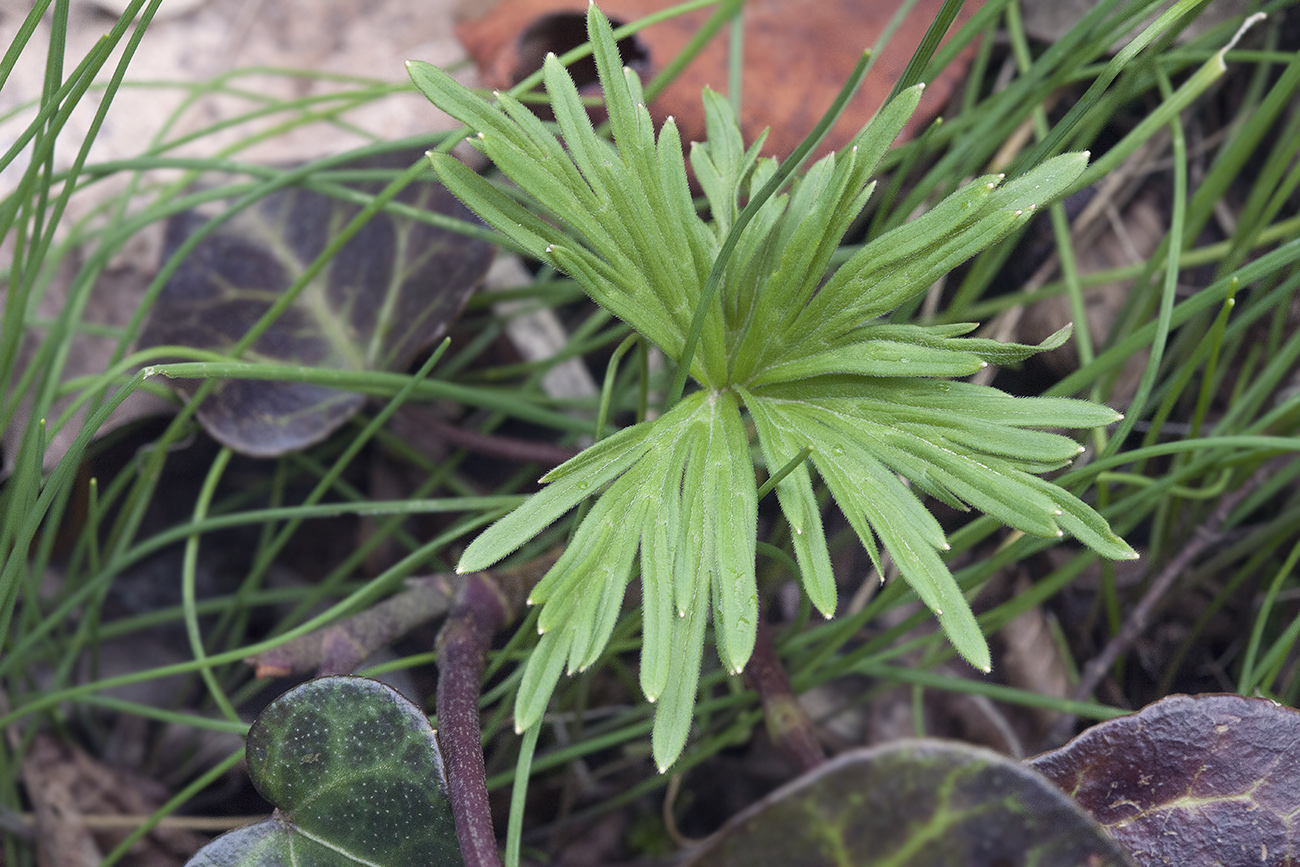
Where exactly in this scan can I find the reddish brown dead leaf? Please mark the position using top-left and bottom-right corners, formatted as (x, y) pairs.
(456, 0), (980, 161)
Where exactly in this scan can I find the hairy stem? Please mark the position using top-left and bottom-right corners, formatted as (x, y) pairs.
(436, 572), (509, 867)
(744, 617), (826, 773)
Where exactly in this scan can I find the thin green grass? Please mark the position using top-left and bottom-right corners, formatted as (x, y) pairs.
(2, 0), (1299, 863)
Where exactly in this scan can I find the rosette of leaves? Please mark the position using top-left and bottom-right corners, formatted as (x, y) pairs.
(408, 4), (1136, 771)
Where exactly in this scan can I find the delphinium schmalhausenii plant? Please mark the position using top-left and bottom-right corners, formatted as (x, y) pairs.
(407, 4), (1136, 771)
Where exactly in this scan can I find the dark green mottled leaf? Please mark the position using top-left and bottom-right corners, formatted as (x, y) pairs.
(683, 740), (1137, 867)
(138, 154), (493, 457)
(185, 676), (461, 867)
(1030, 693), (1300, 866)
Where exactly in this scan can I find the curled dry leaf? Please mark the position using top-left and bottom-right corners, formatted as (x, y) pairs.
(456, 0), (980, 162)
(1030, 693), (1300, 867)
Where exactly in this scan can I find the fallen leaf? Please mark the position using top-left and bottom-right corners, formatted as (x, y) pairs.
(20, 732), (206, 867)
(136, 153), (494, 457)
(1029, 693), (1300, 867)
(456, 0), (980, 162)
(21, 734), (102, 867)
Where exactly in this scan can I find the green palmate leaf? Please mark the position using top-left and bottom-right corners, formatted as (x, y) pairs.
(654, 579), (709, 773)
(416, 1), (1134, 770)
(640, 438), (691, 702)
(753, 341), (989, 385)
(458, 421), (657, 573)
(186, 678), (459, 867)
(708, 390), (759, 675)
(742, 389), (836, 619)
(515, 628), (573, 735)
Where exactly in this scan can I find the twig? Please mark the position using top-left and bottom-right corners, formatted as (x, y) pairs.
(743, 617), (826, 773)
(1042, 456), (1291, 748)
(394, 405), (580, 468)
(246, 574), (457, 678)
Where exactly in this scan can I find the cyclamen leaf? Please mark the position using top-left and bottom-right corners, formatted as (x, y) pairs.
(186, 677), (459, 867)
(137, 155), (492, 459)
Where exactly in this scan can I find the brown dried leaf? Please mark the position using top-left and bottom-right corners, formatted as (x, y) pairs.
(21, 733), (205, 867)
(456, 0), (980, 162)
(22, 735), (101, 867)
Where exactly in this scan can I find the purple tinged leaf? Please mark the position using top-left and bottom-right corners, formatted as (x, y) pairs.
(1030, 693), (1300, 866)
